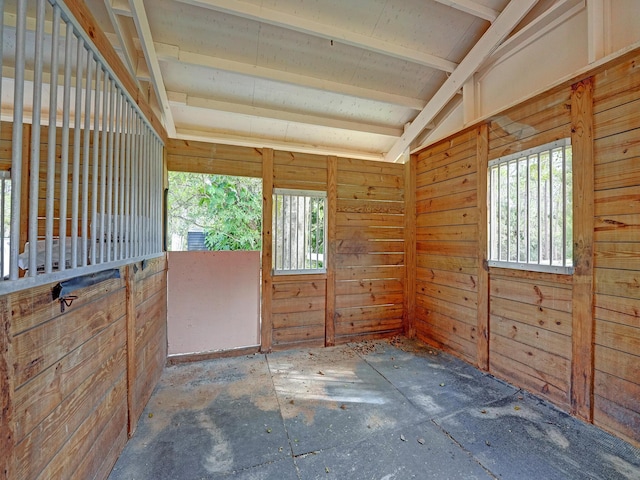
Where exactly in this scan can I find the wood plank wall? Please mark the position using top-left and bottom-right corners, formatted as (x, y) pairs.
(334, 158), (405, 343)
(271, 151), (328, 349)
(487, 87), (575, 410)
(414, 129), (479, 365)
(592, 53), (640, 446)
(1, 255), (167, 479)
(413, 49), (640, 448)
(166, 139), (406, 351)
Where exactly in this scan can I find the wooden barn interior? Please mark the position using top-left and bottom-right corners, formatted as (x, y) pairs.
(1, 0), (639, 478)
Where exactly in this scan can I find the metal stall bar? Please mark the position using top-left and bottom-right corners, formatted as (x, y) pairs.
(81, 52), (94, 267)
(45, 4), (61, 274)
(105, 82), (116, 262)
(90, 64), (102, 265)
(59, 14), (74, 272)
(98, 72), (109, 263)
(113, 89), (122, 261)
(124, 105), (133, 258)
(9, 0), (27, 281)
(28, 0), (47, 276)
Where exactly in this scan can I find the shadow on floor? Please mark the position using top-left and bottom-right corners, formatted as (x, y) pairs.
(109, 338), (640, 480)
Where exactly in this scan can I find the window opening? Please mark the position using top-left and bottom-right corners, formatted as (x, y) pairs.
(166, 172), (262, 252)
(273, 189), (326, 275)
(488, 138), (573, 274)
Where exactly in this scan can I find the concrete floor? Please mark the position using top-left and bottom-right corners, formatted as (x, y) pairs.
(109, 338), (640, 480)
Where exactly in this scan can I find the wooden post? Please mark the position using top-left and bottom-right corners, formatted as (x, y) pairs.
(403, 156), (416, 338)
(476, 124), (490, 371)
(125, 264), (137, 437)
(325, 156), (337, 346)
(261, 149), (274, 353)
(570, 77), (595, 421)
(0, 296), (15, 479)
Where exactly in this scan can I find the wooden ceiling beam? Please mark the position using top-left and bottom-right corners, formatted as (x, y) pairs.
(155, 43), (426, 110)
(174, 0), (458, 72)
(168, 91), (403, 137)
(175, 128), (387, 162)
(384, 0), (539, 162)
(103, 0), (139, 83)
(433, 0), (499, 22)
(128, 0), (176, 137)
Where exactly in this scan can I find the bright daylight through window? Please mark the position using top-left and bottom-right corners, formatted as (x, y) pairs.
(488, 138), (573, 274)
(273, 189), (326, 274)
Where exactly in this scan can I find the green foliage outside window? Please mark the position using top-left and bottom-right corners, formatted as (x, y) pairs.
(167, 172), (261, 251)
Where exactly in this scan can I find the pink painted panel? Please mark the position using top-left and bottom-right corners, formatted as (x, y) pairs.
(167, 251), (260, 355)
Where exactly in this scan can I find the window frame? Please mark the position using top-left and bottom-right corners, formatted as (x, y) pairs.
(272, 188), (327, 276)
(487, 138), (574, 275)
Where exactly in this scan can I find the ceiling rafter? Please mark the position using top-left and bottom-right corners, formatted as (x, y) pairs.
(154, 43), (426, 111)
(168, 91), (403, 137)
(433, 0), (499, 22)
(128, 0), (176, 137)
(385, 0), (540, 162)
(175, 128), (386, 162)
(103, 0), (139, 84)
(174, 0), (458, 73)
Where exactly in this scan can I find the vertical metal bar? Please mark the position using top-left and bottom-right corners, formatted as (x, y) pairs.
(139, 117), (144, 256)
(10, 0), (27, 280)
(537, 152), (541, 265)
(1, 175), (5, 279)
(563, 146), (568, 267)
(487, 168), (491, 261)
(549, 148), (553, 265)
(29, 0), (47, 276)
(149, 135), (163, 253)
(59, 16), (74, 272)
(118, 97), (126, 259)
(71, 38), (84, 268)
(143, 129), (149, 255)
(287, 196), (292, 269)
(496, 165), (501, 261)
(516, 159), (520, 263)
(113, 90), (122, 260)
(91, 61), (106, 265)
(154, 139), (158, 254)
(81, 53), (94, 266)
(98, 73), (109, 263)
(131, 115), (139, 257)
(525, 156), (530, 264)
(106, 78), (116, 262)
(273, 193), (278, 269)
(91, 64), (102, 265)
(124, 104), (131, 258)
(506, 161), (511, 263)
(45, 5), (61, 274)
(302, 196), (307, 269)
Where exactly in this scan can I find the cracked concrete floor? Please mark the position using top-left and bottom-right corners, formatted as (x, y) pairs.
(109, 338), (640, 480)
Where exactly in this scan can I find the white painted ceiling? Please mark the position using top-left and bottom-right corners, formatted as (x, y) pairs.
(19, 0), (563, 161)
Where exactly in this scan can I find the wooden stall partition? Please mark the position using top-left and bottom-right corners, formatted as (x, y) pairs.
(592, 50), (640, 447)
(8, 270), (128, 480)
(334, 158), (405, 343)
(270, 151), (328, 350)
(127, 256), (167, 435)
(489, 270), (574, 409)
(485, 85), (575, 408)
(414, 129), (479, 365)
